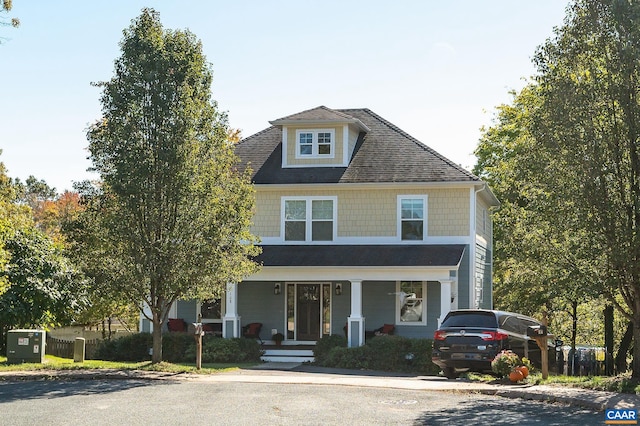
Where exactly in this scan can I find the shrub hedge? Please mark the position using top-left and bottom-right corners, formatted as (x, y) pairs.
(314, 335), (440, 375)
(184, 336), (263, 363)
(313, 334), (347, 364)
(95, 333), (153, 362)
(95, 333), (262, 363)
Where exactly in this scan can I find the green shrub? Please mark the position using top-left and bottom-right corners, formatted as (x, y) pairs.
(316, 336), (440, 375)
(236, 337), (263, 362)
(96, 333), (263, 364)
(95, 333), (152, 362)
(324, 345), (371, 370)
(491, 350), (531, 378)
(185, 337), (262, 363)
(406, 338), (441, 375)
(314, 334), (347, 364)
(162, 333), (196, 363)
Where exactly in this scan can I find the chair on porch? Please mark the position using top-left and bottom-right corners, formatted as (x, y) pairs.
(365, 324), (395, 340)
(373, 324), (395, 336)
(167, 318), (187, 332)
(242, 322), (263, 343)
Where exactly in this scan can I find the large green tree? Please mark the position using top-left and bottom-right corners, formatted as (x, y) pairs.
(474, 85), (605, 350)
(0, 153), (87, 353)
(0, 229), (86, 338)
(81, 9), (260, 363)
(530, 0), (640, 377)
(0, 153), (32, 296)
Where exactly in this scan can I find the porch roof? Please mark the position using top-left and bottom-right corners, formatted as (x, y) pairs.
(255, 244), (465, 268)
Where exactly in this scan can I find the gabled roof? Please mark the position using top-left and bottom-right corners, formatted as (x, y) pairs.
(235, 106), (479, 184)
(269, 105), (358, 124)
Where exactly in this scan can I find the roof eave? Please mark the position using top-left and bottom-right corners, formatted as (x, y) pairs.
(269, 118), (371, 133)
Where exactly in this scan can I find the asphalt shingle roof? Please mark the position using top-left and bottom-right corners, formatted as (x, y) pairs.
(255, 244), (466, 267)
(235, 106), (479, 184)
(269, 105), (363, 124)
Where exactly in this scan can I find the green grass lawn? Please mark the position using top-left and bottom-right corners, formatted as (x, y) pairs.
(0, 355), (258, 375)
(466, 371), (640, 394)
(6, 355), (639, 394)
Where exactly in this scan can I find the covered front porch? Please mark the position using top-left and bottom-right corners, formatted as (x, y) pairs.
(221, 244), (467, 347)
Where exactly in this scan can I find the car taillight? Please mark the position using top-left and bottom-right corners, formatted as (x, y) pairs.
(434, 330), (447, 341)
(482, 331), (508, 341)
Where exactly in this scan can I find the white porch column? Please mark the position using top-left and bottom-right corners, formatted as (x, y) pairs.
(439, 280), (453, 327)
(140, 301), (153, 333)
(347, 280), (365, 347)
(222, 282), (241, 338)
(450, 280), (459, 311)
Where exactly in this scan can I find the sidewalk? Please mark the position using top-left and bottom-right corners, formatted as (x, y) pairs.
(1, 364), (638, 412)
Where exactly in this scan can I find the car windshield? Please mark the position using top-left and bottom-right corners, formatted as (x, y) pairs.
(441, 312), (497, 328)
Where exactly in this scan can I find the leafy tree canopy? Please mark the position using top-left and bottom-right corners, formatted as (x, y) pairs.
(0, 228), (87, 329)
(476, 0), (640, 376)
(77, 8), (260, 362)
(474, 85), (604, 340)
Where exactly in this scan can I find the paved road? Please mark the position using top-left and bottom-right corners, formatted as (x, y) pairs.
(0, 379), (602, 425)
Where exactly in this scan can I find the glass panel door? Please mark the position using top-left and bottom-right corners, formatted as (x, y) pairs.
(322, 284), (331, 337)
(287, 284), (295, 340)
(286, 283), (331, 341)
(296, 284), (321, 341)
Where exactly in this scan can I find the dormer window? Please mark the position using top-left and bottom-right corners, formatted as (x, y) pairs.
(296, 129), (335, 158)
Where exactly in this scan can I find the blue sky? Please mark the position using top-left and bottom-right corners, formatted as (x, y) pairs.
(1, 1), (570, 192)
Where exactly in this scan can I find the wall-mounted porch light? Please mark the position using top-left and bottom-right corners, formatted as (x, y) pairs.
(274, 283), (281, 295)
(335, 283), (342, 296)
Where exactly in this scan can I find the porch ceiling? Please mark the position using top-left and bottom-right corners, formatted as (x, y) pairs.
(255, 244), (465, 268)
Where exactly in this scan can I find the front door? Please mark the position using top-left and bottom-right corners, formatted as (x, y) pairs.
(296, 284), (321, 341)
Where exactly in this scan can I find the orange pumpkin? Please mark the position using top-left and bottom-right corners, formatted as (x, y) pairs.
(515, 366), (529, 379)
(509, 370), (524, 383)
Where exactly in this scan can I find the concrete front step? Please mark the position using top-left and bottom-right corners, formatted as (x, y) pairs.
(261, 348), (314, 363)
(263, 349), (314, 356)
(261, 355), (314, 363)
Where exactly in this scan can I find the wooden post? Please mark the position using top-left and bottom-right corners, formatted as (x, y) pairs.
(195, 313), (203, 370)
(534, 336), (549, 379)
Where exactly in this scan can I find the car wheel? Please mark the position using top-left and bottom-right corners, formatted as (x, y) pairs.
(444, 367), (458, 379)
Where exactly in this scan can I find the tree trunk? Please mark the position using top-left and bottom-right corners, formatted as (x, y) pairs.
(616, 321), (633, 374)
(633, 314), (640, 379)
(604, 305), (614, 376)
(571, 300), (578, 351)
(152, 315), (163, 364)
(570, 300), (578, 376)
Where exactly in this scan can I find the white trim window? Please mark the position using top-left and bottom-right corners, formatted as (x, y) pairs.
(398, 195), (427, 241)
(283, 197), (337, 242)
(198, 297), (225, 322)
(396, 281), (426, 325)
(295, 129), (335, 158)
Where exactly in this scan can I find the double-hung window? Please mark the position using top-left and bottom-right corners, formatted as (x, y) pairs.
(283, 197), (336, 242)
(398, 196), (427, 240)
(296, 129), (335, 158)
(397, 281), (426, 325)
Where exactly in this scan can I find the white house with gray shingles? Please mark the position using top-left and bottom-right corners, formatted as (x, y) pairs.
(145, 106), (498, 356)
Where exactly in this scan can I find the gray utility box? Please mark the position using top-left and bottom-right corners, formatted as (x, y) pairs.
(7, 329), (46, 364)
